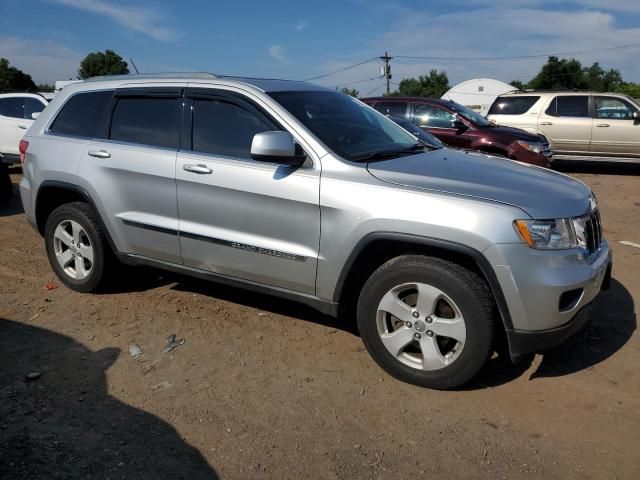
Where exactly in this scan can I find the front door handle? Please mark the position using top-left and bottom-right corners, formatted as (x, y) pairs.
(596, 124), (610, 128)
(18, 125), (28, 129)
(88, 149), (111, 159)
(540, 122), (553, 126)
(183, 163), (213, 174)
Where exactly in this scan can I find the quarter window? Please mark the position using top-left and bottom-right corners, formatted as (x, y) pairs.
(50, 91), (113, 138)
(191, 98), (275, 158)
(594, 96), (637, 120)
(413, 104), (457, 128)
(373, 102), (407, 117)
(546, 96), (589, 117)
(110, 97), (181, 149)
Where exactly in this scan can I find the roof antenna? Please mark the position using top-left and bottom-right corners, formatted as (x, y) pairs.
(129, 57), (140, 74)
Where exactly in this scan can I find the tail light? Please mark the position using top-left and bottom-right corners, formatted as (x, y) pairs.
(19, 140), (29, 165)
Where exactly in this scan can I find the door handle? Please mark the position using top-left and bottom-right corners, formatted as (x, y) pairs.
(540, 122), (553, 126)
(18, 125), (28, 129)
(596, 124), (610, 128)
(88, 149), (111, 159)
(183, 163), (213, 174)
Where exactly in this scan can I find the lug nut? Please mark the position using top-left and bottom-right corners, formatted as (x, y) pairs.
(414, 333), (421, 340)
(405, 322), (412, 328)
(426, 316), (433, 324)
(426, 331), (434, 337)
(412, 311), (419, 318)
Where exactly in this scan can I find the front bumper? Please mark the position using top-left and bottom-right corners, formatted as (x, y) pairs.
(484, 241), (612, 354)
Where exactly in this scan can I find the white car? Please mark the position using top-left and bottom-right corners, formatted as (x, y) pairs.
(0, 93), (49, 164)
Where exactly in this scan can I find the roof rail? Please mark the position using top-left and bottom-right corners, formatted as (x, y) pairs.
(84, 72), (218, 82)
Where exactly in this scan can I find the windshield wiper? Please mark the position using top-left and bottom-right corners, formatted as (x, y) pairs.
(352, 144), (426, 162)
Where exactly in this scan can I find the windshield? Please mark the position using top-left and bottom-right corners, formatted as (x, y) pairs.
(268, 91), (419, 161)
(447, 101), (491, 127)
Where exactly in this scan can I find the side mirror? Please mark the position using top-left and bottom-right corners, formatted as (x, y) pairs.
(452, 119), (467, 130)
(251, 131), (306, 167)
(633, 111), (639, 119)
(31, 112), (40, 120)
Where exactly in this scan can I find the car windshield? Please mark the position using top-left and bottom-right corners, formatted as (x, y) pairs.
(447, 101), (491, 127)
(268, 90), (419, 161)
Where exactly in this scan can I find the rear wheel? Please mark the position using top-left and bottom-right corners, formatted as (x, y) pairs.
(357, 255), (496, 389)
(44, 202), (114, 292)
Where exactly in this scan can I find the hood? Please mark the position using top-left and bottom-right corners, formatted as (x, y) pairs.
(486, 125), (544, 142)
(367, 148), (591, 219)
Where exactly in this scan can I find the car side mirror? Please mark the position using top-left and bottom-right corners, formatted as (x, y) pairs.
(633, 111), (640, 119)
(31, 112), (40, 120)
(453, 120), (467, 130)
(251, 131), (306, 167)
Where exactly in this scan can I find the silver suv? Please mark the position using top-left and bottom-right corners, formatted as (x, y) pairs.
(19, 74), (613, 389)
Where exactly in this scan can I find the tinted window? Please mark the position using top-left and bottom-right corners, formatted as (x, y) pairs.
(594, 96), (637, 119)
(110, 97), (180, 149)
(373, 102), (407, 117)
(191, 98), (275, 158)
(413, 104), (456, 128)
(546, 96), (589, 117)
(0, 97), (26, 119)
(24, 98), (46, 119)
(50, 91), (113, 138)
(488, 96), (540, 115)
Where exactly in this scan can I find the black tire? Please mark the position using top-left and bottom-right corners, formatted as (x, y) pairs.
(0, 165), (12, 207)
(357, 255), (496, 390)
(44, 202), (115, 292)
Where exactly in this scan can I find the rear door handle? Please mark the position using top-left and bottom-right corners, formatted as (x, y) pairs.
(540, 122), (553, 126)
(596, 124), (610, 128)
(183, 163), (212, 174)
(18, 125), (28, 129)
(88, 149), (111, 159)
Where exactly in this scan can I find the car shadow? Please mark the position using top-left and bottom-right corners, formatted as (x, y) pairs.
(552, 159), (640, 176)
(0, 317), (219, 479)
(0, 178), (24, 217)
(467, 278), (635, 388)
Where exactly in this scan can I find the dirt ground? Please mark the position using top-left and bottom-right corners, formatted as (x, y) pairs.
(1, 162), (639, 479)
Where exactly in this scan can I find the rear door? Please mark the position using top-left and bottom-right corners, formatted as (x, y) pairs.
(411, 102), (472, 149)
(175, 87), (320, 294)
(537, 95), (592, 153)
(590, 96), (640, 158)
(77, 86), (183, 263)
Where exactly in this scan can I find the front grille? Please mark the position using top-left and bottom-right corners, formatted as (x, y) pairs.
(584, 209), (603, 255)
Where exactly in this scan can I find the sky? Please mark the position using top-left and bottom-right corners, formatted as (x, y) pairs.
(1, 0), (640, 95)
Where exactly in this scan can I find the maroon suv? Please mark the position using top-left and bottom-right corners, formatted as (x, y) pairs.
(361, 97), (552, 167)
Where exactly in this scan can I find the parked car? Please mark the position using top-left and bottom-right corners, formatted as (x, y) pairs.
(362, 96), (552, 167)
(487, 91), (640, 162)
(386, 115), (444, 149)
(0, 93), (49, 165)
(19, 74), (611, 389)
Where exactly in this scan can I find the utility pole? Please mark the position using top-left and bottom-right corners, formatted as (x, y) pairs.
(379, 51), (393, 95)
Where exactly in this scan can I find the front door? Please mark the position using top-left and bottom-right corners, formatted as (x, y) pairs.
(176, 88), (320, 294)
(590, 96), (640, 158)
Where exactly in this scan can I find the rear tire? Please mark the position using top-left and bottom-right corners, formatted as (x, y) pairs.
(0, 165), (12, 207)
(44, 202), (115, 292)
(357, 255), (496, 390)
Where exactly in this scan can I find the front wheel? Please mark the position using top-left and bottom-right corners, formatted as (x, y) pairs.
(357, 255), (496, 390)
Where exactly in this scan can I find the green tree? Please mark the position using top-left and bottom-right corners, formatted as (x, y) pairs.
(527, 56), (586, 90)
(337, 87), (359, 97)
(510, 80), (526, 90)
(78, 50), (129, 80)
(615, 82), (640, 99)
(37, 83), (55, 92)
(582, 62), (623, 91)
(0, 58), (37, 93)
(393, 70), (450, 97)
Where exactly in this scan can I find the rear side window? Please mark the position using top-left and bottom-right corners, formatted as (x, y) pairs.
(50, 91), (113, 138)
(109, 97), (181, 149)
(191, 98), (275, 158)
(373, 102), (407, 117)
(546, 96), (589, 117)
(488, 96), (539, 115)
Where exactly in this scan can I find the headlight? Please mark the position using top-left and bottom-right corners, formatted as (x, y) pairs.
(514, 219), (576, 249)
(516, 140), (545, 153)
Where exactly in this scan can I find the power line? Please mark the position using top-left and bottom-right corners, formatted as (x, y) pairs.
(302, 57), (377, 81)
(394, 42), (640, 62)
(334, 76), (381, 88)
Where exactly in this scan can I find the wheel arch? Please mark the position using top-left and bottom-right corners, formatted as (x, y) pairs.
(333, 232), (514, 332)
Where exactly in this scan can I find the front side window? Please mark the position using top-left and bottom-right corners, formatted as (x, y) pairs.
(546, 96), (589, 117)
(488, 96), (540, 115)
(269, 91), (417, 161)
(191, 98), (275, 158)
(0, 97), (27, 119)
(594, 96), (637, 119)
(110, 97), (181, 149)
(372, 102), (408, 117)
(50, 91), (113, 138)
(413, 104), (457, 128)
(24, 98), (46, 118)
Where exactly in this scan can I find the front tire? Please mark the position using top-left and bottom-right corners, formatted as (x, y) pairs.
(357, 255), (496, 390)
(44, 202), (114, 292)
